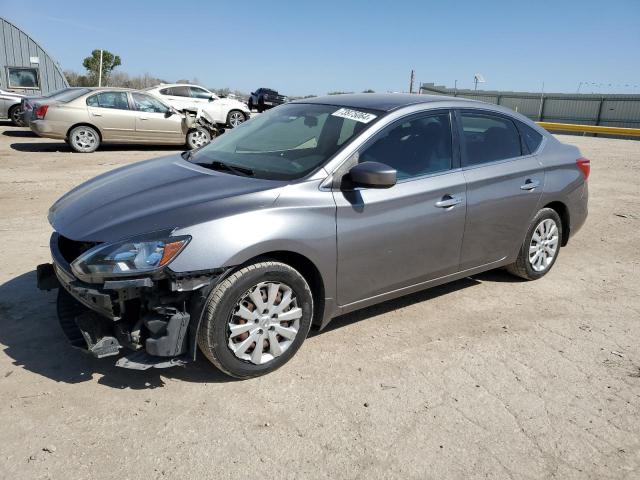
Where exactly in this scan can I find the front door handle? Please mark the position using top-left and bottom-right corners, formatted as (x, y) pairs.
(91, 112), (102, 117)
(435, 195), (463, 209)
(520, 179), (540, 191)
(139, 117), (149, 121)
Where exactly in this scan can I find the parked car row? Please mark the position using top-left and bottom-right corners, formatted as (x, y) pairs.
(4, 83), (268, 153)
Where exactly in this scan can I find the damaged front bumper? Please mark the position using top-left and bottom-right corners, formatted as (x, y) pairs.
(37, 233), (222, 370)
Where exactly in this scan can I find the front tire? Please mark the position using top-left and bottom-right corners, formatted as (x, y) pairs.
(226, 110), (246, 128)
(198, 261), (313, 379)
(68, 125), (100, 153)
(506, 208), (562, 280)
(186, 127), (211, 149)
(9, 105), (25, 127)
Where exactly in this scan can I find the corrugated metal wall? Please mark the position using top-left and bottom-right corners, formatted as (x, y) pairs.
(421, 83), (640, 138)
(0, 17), (68, 94)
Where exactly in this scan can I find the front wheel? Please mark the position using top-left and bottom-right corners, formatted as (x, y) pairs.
(9, 105), (25, 127)
(68, 125), (100, 153)
(198, 261), (313, 379)
(186, 127), (211, 149)
(226, 110), (246, 128)
(506, 208), (562, 280)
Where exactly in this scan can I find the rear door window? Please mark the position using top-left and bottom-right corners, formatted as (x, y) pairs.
(86, 92), (130, 110)
(170, 86), (191, 97)
(459, 112), (522, 166)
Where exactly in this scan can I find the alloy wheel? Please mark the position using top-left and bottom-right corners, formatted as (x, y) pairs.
(529, 218), (559, 272)
(11, 107), (24, 126)
(227, 281), (302, 365)
(188, 129), (210, 148)
(229, 111), (245, 127)
(71, 128), (98, 152)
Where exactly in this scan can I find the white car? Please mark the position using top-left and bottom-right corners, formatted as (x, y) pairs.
(0, 88), (26, 125)
(146, 84), (250, 128)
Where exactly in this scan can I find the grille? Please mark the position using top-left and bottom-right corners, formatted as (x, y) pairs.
(57, 235), (99, 264)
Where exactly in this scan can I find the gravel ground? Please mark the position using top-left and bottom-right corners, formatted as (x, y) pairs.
(0, 124), (639, 479)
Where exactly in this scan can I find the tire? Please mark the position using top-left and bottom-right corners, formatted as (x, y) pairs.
(68, 125), (100, 153)
(9, 105), (25, 127)
(226, 110), (246, 128)
(248, 99), (254, 111)
(506, 208), (563, 280)
(186, 127), (211, 150)
(257, 99), (265, 113)
(198, 261), (313, 379)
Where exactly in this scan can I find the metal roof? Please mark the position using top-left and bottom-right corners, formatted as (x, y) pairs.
(293, 93), (478, 112)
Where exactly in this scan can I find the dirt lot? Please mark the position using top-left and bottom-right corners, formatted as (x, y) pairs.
(0, 123), (639, 480)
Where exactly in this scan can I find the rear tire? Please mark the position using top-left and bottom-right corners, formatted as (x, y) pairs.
(506, 208), (562, 280)
(198, 261), (313, 379)
(68, 125), (100, 153)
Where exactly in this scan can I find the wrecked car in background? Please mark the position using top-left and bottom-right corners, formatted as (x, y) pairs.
(29, 87), (218, 152)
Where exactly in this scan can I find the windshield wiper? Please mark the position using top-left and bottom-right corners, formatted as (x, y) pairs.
(196, 160), (254, 177)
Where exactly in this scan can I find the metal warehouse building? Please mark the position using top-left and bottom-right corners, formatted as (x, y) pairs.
(0, 17), (68, 94)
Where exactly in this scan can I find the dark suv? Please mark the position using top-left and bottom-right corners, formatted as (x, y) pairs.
(248, 88), (287, 112)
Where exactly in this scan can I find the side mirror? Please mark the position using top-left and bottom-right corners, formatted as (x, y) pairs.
(346, 161), (397, 189)
(164, 109), (174, 118)
(209, 95), (216, 102)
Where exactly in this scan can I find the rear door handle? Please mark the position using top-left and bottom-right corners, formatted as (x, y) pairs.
(435, 195), (463, 209)
(520, 179), (540, 191)
(139, 117), (149, 121)
(91, 112), (102, 117)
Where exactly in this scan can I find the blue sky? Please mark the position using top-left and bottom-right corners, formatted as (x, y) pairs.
(1, 0), (639, 96)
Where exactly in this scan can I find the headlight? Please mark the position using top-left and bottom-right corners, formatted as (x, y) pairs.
(71, 234), (190, 282)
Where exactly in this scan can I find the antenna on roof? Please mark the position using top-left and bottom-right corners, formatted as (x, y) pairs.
(473, 73), (485, 91)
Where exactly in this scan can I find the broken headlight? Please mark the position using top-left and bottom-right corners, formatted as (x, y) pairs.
(71, 234), (190, 282)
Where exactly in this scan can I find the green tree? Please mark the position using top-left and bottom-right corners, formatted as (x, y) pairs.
(82, 49), (122, 86)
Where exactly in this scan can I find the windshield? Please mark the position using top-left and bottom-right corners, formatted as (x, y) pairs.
(54, 88), (92, 103)
(188, 103), (382, 180)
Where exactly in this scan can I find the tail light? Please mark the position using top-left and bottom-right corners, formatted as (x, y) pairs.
(35, 105), (49, 120)
(576, 158), (590, 180)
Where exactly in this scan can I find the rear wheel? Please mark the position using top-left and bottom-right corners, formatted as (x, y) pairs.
(68, 125), (100, 153)
(186, 127), (211, 149)
(198, 261), (313, 379)
(9, 105), (25, 126)
(506, 208), (562, 280)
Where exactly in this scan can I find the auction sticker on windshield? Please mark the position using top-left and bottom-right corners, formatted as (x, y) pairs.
(331, 108), (377, 124)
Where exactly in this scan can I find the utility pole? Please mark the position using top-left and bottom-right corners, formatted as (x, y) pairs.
(409, 69), (415, 94)
(97, 49), (103, 87)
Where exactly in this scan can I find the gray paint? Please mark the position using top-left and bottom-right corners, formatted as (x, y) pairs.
(47, 94), (588, 329)
(0, 17), (68, 95)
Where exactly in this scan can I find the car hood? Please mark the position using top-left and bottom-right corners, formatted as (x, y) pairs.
(48, 154), (286, 242)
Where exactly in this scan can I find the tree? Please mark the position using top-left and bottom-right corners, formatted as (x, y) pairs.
(362, 89), (375, 93)
(82, 49), (121, 86)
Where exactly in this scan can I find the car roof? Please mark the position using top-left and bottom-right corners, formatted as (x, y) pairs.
(292, 93), (482, 112)
(150, 83), (207, 90)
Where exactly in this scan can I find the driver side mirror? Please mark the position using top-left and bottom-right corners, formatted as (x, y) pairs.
(346, 161), (397, 189)
(209, 95), (216, 102)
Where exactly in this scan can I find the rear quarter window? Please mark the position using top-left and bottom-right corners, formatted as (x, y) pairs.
(518, 121), (544, 154)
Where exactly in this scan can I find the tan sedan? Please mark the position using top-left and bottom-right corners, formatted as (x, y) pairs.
(29, 88), (213, 152)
